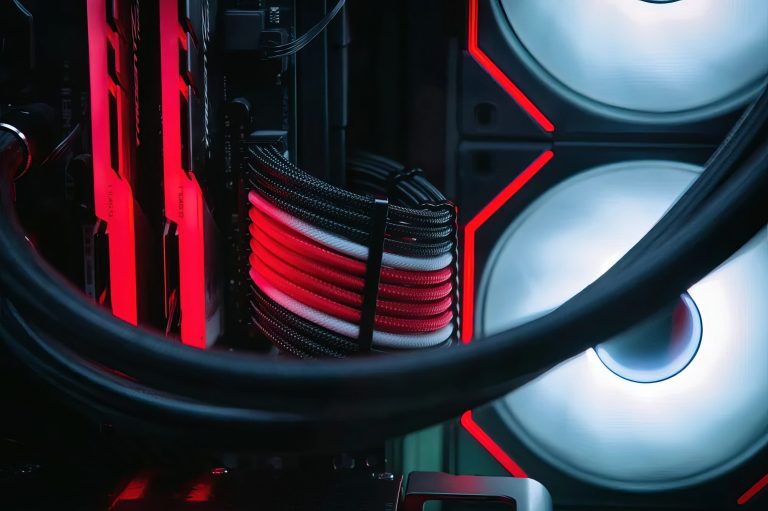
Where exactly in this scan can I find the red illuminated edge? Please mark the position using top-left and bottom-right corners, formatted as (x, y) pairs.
(461, 0), (556, 477)
(458, 150), (551, 477)
(461, 411), (528, 478)
(159, 1), (208, 348)
(461, 150), (552, 343)
(86, 0), (139, 325)
(467, 0), (554, 133)
(463, 1), (767, 496)
(739, 472), (768, 505)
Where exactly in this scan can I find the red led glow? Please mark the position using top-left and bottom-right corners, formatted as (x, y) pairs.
(468, 0), (554, 133)
(460, 0), (555, 477)
(461, 411), (528, 478)
(159, 0), (208, 348)
(186, 481), (213, 502)
(461, 150), (553, 343)
(108, 474), (149, 509)
(86, 0), (138, 325)
(738, 472), (768, 506)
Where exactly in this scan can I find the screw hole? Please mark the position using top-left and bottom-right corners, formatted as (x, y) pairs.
(474, 102), (497, 126)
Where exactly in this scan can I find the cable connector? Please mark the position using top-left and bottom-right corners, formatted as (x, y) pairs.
(0, 103), (56, 179)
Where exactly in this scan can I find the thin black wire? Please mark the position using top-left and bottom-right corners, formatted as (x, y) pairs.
(261, 0), (346, 59)
(39, 123), (82, 167)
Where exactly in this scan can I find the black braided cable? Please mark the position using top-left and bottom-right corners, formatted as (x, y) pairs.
(251, 146), (453, 226)
(247, 146), (459, 356)
(251, 286), (358, 358)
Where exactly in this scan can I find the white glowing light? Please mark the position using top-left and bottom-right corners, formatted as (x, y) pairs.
(479, 161), (768, 490)
(594, 292), (702, 384)
(500, 0), (768, 119)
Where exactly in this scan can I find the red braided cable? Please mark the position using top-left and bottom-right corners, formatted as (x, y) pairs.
(250, 252), (454, 333)
(250, 246), (453, 317)
(250, 232), (454, 302)
(249, 207), (453, 285)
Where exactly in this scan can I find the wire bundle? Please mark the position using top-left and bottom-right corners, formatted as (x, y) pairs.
(261, 0), (346, 60)
(247, 146), (458, 357)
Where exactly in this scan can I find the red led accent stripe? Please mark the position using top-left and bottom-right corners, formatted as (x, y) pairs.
(159, 0), (207, 348)
(461, 411), (528, 478)
(461, 150), (553, 342)
(86, 0), (138, 325)
(460, 0), (554, 475)
(458, 152), (552, 479)
(468, 0), (554, 133)
(738, 472), (768, 505)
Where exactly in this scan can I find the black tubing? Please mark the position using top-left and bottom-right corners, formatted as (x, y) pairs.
(0, 94), (766, 449)
(1, 139), (765, 419)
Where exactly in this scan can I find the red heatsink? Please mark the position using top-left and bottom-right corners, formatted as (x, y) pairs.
(159, 0), (218, 348)
(86, 0), (139, 324)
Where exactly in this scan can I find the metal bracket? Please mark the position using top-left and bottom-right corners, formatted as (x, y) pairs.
(402, 472), (552, 511)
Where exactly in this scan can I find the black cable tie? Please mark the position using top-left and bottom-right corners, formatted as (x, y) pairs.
(358, 197), (389, 352)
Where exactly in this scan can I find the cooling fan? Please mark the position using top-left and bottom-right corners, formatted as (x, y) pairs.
(472, 162), (768, 504)
(453, 0), (768, 508)
(500, 0), (768, 122)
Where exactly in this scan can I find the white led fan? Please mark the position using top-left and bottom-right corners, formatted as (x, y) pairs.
(478, 161), (768, 491)
(500, 0), (768, 121)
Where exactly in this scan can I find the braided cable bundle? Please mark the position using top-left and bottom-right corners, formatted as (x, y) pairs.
(247, 146), (458, 357)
